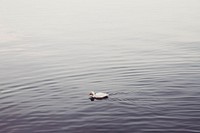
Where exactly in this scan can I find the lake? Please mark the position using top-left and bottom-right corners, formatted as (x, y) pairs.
(0, 0), (200, 132)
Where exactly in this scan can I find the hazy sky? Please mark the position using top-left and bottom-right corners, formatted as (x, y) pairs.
(0, 0), (200, 43)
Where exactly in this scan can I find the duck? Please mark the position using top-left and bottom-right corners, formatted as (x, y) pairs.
(89, 91), (109, 100)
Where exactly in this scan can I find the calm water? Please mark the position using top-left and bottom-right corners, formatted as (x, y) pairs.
(0, 0), (200, 132)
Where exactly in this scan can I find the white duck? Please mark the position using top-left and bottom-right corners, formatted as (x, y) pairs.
(89, 91), (109, 99)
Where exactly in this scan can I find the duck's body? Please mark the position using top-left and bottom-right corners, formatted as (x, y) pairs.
(89, 91), (109, 99)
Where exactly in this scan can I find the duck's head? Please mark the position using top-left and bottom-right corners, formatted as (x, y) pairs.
(89, 91), (95, 96)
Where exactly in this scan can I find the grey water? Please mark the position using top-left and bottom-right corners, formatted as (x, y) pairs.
(0, 0), (200, 132)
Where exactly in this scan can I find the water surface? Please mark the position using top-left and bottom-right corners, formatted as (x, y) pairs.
(0, 0), (200, 132)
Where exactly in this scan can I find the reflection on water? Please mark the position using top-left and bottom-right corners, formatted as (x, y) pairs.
(0, 0), (200, 132)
